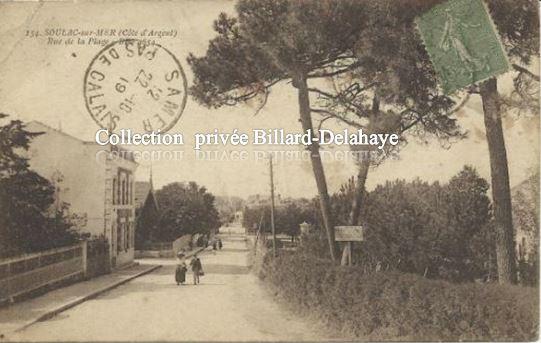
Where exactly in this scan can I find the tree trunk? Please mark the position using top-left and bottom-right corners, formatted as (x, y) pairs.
(348, 159), (370, 226)
(295, 74), (337, 261)
(480, 78), (517, 284)
(348, 95), (379, 226)
(342, 96), (377, 266)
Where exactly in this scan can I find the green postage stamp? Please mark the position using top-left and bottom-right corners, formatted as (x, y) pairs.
(416, 0), (510, 94)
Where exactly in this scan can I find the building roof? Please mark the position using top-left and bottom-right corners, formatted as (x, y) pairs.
(135, 181), (152, 208)
(26, 120), (137, 163)
(27, 120), (86, 144)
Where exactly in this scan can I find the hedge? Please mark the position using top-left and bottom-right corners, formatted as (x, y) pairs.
(259, 252), (538, 341)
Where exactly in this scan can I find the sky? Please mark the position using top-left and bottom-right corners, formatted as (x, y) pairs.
(0, 1), (538, 199)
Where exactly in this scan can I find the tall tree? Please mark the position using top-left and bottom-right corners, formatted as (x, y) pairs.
(188, 0), (370, 260)
(308, 0), (465, 234)
(470, 0), (538, 284)
(345, 0), (539, 284)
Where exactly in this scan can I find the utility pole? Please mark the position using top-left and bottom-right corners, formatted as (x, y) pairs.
(269, 154), (277, 257)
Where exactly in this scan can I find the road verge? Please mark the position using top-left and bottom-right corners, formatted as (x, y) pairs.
(14, 264), (161, 333)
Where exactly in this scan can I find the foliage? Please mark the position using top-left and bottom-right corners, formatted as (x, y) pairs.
(296, 228), (331, 260)
(154, 181), (220, 242)
(135, 190), (160, 249)
(242, 205), (265, 233)
(260, 251), (538, 341)
(243, 200), (316, 238)
(512, 173), (540, 286)
(276, 202), (311, 238)
(313, 0), (465, 152)
(214, 195), (244, 224)
(310, 166), (495, 282)
(329, 176), (358, 226)
(188, 0), (367, 108)
(362, 166), (494, 282)
(0, 115), (80, 258)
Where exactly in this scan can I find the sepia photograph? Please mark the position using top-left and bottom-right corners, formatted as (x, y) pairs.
(0, 0), (539, 341)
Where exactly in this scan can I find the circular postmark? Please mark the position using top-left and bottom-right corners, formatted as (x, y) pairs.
(84, 39), (187, 133)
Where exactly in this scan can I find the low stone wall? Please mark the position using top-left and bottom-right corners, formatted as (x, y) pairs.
(135, 249), (174, 258)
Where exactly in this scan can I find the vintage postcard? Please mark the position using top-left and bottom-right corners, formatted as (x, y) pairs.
(0, 0), (539, 342)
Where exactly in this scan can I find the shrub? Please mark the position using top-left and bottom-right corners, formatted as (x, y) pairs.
(264, 238), (283, 249)
(260, 252), (538, 341)
(315, 167), (499, 282)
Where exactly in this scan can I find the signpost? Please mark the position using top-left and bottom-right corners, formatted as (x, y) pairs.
(335, 226), (364, 242)
(335, 226), (364, 266)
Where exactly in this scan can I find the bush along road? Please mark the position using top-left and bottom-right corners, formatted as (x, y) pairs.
(258, 251), (538, 341)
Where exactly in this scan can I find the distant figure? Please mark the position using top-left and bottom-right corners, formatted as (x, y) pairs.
(175, 261), (187, 285)
(212, 240), (217, 250)
(218, 238), (223, 250)
(190, 254), (203, 285)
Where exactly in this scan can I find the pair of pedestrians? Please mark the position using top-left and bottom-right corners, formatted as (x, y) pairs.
(212, 238), (223, 251)
(175, 254), (203, 285)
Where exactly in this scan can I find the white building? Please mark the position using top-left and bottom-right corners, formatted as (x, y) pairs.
(24, 121), (138, 268)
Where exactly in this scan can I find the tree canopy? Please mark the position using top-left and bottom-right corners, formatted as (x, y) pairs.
(327, 166), (494, 282)
(243, 200), (315, 238)
(155, 181), (220, 241)
(188, 0), (368, 108)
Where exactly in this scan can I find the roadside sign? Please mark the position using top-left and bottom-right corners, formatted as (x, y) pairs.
(335, 226), (364, 242)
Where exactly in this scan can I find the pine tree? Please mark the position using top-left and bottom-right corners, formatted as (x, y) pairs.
(188, 0), (371, 260)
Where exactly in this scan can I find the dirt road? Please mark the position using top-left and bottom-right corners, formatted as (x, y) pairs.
(10, 232), (333, 341)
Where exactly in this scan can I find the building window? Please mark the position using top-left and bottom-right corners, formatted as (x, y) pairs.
(126, 175), (130, 205)
(112, 178), (117, 205)
(117, 176), (121, 206)
(521, 237), (527, 260)
(111, 222), (116, 253)
(125, 223), (130, 250)
(121, 180), (126, 205)
(118, 224), (123, 253)
(131, 222), (135, 247)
